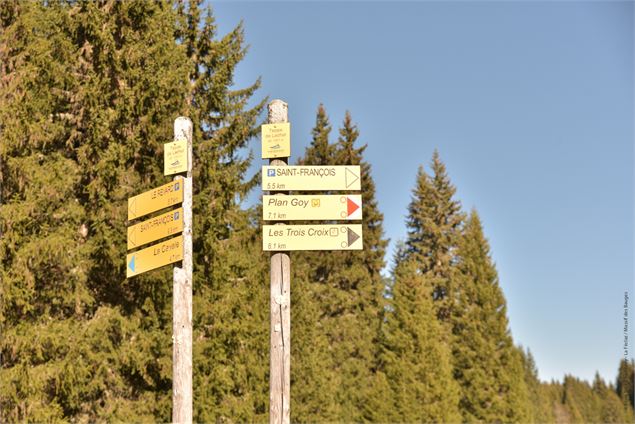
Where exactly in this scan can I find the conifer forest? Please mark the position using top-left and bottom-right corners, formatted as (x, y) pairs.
(1, 1), (633, 422)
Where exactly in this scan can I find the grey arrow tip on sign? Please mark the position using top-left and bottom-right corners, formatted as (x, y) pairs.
(347, 227), (360, 246)
(345, 167), (359, 188)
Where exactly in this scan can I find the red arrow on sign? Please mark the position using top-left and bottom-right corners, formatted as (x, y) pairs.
(347, 196), (360, 217)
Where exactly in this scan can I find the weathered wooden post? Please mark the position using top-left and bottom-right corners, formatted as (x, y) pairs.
(172, 117), (193, 424)
(267, 100), (291, 424)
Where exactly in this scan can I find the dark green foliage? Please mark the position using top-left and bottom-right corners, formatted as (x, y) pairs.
(291, 106), (387, 422)
(453, 211), (530, 422)
(379, 254), (461, 422)
(1, 0), (265, 421)
(617, 359), (635, 416)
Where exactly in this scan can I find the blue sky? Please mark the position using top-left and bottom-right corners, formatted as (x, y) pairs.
(211, 1), (634, 383)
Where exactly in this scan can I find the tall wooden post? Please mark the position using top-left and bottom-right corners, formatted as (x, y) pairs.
(173, 117), (193, 424)
(268, 100), (291, 424)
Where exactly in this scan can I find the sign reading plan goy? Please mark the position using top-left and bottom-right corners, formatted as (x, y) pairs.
(263, 194), (362, 221)
(263, 224), (363, 251)
(262, 165), (361, 191)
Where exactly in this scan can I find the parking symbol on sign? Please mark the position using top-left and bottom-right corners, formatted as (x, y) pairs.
(267, 169), (276, 177)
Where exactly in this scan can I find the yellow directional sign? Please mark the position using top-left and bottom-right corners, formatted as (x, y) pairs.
(127, 207), (184, 250)
(263, 224), (363, 251)
(263, 195), (362, 221)
(126, 235), (183, 278)
(128, 180), (183, 221)
(261, 122), (290, 159)
(262, 166), (361, 191)
(164, 138), (188, 175)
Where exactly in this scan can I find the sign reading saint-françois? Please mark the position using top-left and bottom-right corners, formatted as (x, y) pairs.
(127, 207), (184, 250)
(261, 122), (290, 159)
(262, 224), (363, 251)
(128, 180), (184, 221)
(262, 165), (361, 191)
(263, 194), (362, 221)
(126, 234), (184, 278)
(164, 138), (188, 176)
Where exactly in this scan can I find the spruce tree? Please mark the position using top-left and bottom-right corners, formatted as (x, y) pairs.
(520, 347), (556, 423)
(291, 106), (387, 422)
(616, 358), (635, 418)
(1, 1), (266, 421)
(404, 151), (464, 323)
(593, 372), (629, 423)
(379, 253), (461, 422)
(452, 211), (531, 422)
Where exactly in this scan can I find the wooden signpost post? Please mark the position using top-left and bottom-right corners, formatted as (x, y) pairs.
(125, 117), (193, 424)
(262, 100), (364, 424)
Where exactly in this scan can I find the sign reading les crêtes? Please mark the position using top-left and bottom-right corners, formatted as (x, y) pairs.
(261, 122), (290, 159)
(263, 224), (363, 251)
(262, 165), (361, 191)
(127, 207), (184, 250)
(127, 234), (184, 278)
(164, 138), (188, 176)
(128, 180), (183, 221)
(263, 194), (362, 221)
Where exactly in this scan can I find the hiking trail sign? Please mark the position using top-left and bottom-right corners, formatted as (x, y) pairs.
(127, 207), (184, 250)
(261, 122), (290, 159)
(263, 194), (362, 221)
(262, 224), (363, 251)
(262, 165), (361, 191)
(127, 180), (183, 221)
(126, 234), (184, 278)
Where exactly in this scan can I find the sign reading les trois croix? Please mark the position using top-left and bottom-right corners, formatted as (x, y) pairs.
(262, 165), (361, 191)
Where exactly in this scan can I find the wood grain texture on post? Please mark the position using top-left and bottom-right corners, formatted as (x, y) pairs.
(268, 99), (291, 424)
(173, 117), (193, 424)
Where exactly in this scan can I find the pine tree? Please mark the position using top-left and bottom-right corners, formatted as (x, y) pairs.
(291, 106), (387, 422)
(1, 1), (266, 421)
(1, 1), (188, 420)
(452, 211), (531, 422)
(617, 358), (635, 418)
(379, 253), (461, 422)
(593, 372), (629, 423)
(405, 151), (464, 323)
(520, 347), (556, 423)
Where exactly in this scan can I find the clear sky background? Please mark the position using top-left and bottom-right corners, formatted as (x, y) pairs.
(211, 1), (634, 383)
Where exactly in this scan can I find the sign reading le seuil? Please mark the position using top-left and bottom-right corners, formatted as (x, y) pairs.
(263, 224), (363, 251)
(262, 165), (361, 191)
(261, 122), (290, 159)
(127, 207), (184, 250)
(164, 138), (188, 176)
(128, 180), (183, 221)
(127, 234), (184, 278)
(263, 194), (362, 221)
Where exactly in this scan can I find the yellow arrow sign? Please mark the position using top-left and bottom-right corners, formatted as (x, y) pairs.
(126, 235), (183, 278)
(261, 122), (290, 159)
(127, 207), (184, 250)
(262, 166), (361, 191)
(263, 195), (362, 221)
(263, 224), (363, 251)
(128, 180), (183, 221)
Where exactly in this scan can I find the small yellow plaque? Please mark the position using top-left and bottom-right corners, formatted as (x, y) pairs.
(263, 224), (363, 251)
(128, 180), (183, 221)
(164, 138), (188, 176)
(126, 235), (183, 278)
(127, 207), (184, 250)
(261, 122), (290, 159)
(263, 194), (362, 221)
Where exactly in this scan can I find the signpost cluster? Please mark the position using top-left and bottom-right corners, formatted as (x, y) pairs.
(126, 118), (193, 424)
(261, 100), (364, 424)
